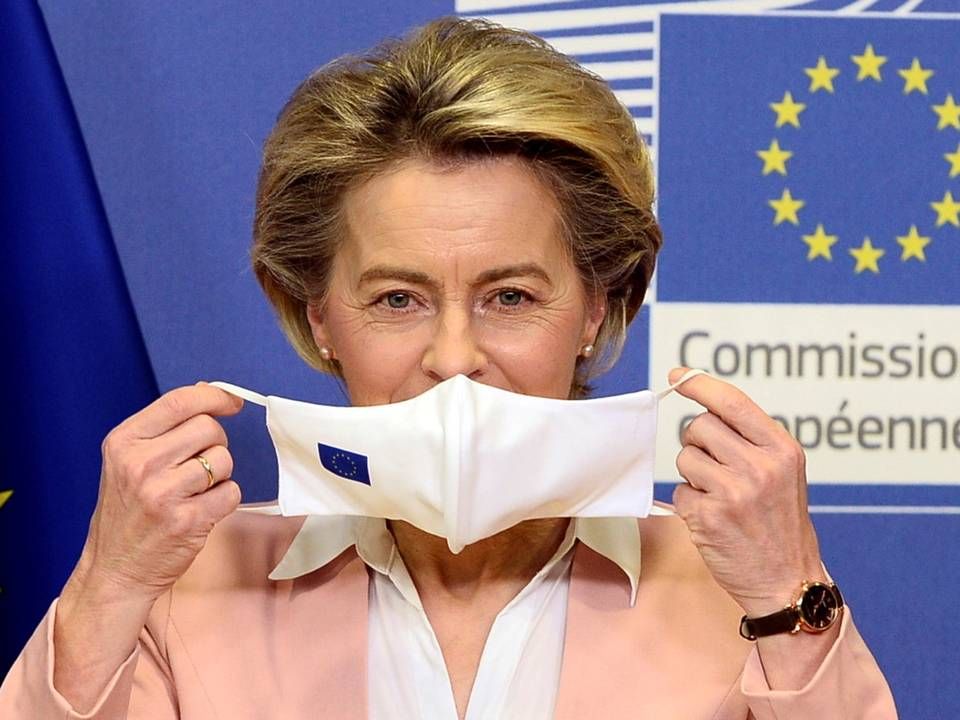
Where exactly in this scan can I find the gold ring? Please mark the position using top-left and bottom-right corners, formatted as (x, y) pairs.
(195, 455), (215, 490)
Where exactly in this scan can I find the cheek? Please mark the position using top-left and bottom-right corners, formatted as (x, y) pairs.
(481, 311), (585, 393)
(327, 311), (430, 402)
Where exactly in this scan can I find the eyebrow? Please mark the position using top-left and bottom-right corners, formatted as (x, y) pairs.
(357, 262), (553, 290)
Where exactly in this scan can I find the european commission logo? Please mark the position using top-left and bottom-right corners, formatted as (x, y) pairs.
(657, 14), (960, 306)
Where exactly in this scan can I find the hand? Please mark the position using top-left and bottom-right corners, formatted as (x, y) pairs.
(669, 367), (827, 617)
(71, 382), (244, 602)
(54, 383), (244, 711)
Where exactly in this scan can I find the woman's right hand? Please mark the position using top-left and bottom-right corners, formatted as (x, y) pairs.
(53, 383), (244, 712)
(75, 382), (244, 599)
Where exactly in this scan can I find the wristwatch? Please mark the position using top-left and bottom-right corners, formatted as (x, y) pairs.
(739, 581), (844, 641)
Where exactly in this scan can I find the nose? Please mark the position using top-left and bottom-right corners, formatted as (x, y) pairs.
(420, 307), (487, 382)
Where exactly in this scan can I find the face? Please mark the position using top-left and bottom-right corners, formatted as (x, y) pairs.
(306, 156), (606, 406)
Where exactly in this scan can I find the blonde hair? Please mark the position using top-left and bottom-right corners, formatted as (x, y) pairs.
(252, 16), (662, 398)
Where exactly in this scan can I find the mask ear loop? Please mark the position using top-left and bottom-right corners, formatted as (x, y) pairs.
(209, 381), (268, 407)
(206, 381), (283, 515)
(655, 367), (708, 401)
(648, 368), (709, 517)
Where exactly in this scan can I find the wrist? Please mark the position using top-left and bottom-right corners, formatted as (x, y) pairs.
(739, 564), (829, 618)
(54, 567), (158, 711)
(740, 575), (844, 643)
(65, 549), (165, 608)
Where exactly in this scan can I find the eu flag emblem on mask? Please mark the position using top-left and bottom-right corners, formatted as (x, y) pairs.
(318, 443), (371, 485)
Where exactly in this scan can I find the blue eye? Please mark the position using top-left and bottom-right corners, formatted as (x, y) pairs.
(498, 290), (524, 306)
(386, 292), (410, 309)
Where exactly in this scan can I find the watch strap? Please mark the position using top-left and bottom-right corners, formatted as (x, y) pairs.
(739, 606), (801, 640)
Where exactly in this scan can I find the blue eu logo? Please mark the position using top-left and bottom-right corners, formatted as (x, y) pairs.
(317, 443), (371, 485)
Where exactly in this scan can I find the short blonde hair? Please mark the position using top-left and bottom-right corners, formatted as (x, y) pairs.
(252, 16), (661, 398)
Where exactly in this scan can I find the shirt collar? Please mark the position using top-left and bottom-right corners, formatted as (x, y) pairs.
(244, 504), (642, 605)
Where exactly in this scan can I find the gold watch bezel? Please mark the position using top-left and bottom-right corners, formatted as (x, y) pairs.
(794, 580), (843, 634)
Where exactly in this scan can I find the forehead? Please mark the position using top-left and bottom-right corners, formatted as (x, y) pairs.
(339, 156), (569, 271)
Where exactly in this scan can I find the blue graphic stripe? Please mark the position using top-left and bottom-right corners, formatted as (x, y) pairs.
(656, 483), (960, 507)
(608, 76), (654, 89)
(918, 0), (960, 11)
(536, 21), (655, 37)
(792, 0), (864, 9)
(572, 47), (654, 62)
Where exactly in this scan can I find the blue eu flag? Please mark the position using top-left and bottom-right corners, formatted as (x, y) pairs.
(657, 14), (960, 306)
(318, 443), (371, 485)
(0, 1), (158, 673)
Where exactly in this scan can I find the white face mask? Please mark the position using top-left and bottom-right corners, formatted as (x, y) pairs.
(212, 369), (702, 553)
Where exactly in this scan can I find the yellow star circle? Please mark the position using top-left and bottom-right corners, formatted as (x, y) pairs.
(945, 143), (960, 178)
(802, 224), (839, 261)
(805, 56), (840, 93)
(851, 44), (887, 82)
(896, 225), (931, 261)
(931, 191), (960, 227)
(757, 139), (793, 176)
(898, 58), (934, 95)
(932, 94), (960, 131)
(770, 91), (806, 129)
(769, 189), (805, 226)
(849, 238), (885, 274)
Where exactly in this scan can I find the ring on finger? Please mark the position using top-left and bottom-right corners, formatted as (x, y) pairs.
(195, 454), (215, 490)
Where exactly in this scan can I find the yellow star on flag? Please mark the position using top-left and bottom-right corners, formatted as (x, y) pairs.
(896, 225), (931, 262)
(768, 189), (805, 226)
(770, 91), (806, 128)
(757, 139), (793, 176)
(932, 94), (960, 131)
(0, 489), (11, 510)
(802, 224), (838, 260)
(946, 143), (960, 178)
(931, 190), (960, 227)
(805, 56), (840, 93)
(849, 238), (885, 274)
(898, 58), (933, 95)
(851, 44), (887, 82)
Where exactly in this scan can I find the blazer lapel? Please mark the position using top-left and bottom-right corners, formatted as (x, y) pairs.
(287, 548), (369, 720)
(554, 518), (750, 719)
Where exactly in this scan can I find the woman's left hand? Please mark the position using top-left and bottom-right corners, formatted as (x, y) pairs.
(669, 367), (828, 617)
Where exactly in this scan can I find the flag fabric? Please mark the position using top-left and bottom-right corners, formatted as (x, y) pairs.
(656, 14), (960, 306)
(0, 2), (159, 672)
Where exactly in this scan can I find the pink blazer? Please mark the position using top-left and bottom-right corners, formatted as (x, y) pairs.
(0, 509), (897, 718)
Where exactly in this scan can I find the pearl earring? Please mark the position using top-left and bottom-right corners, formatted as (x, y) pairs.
(580, 343), (595, 358)
(319, 346), (333, 361)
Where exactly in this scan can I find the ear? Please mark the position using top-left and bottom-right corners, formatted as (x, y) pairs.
(581, 291), (607, 346)
(306, 302), (333, 352)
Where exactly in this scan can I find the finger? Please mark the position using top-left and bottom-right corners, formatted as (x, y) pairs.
(682, 411), (754, 467)
(676, 444), (726, 494)
(122, 384), (243, 440)
(151, 414), (229, 469)
(170, 445), (234, 497)
(193, 479), (243, 525)
(668, 367), (785, 447)
(671, 481), (702, 520)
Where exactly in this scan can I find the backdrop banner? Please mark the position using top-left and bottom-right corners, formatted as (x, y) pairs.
(5, 1), (957, 715)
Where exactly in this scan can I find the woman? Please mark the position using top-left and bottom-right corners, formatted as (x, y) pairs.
(0, 16), (895, 719)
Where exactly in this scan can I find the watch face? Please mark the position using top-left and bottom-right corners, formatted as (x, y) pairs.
(799, 583), (840, 630)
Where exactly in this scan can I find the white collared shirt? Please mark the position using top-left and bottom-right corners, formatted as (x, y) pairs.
(259, 511), (641, 720)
